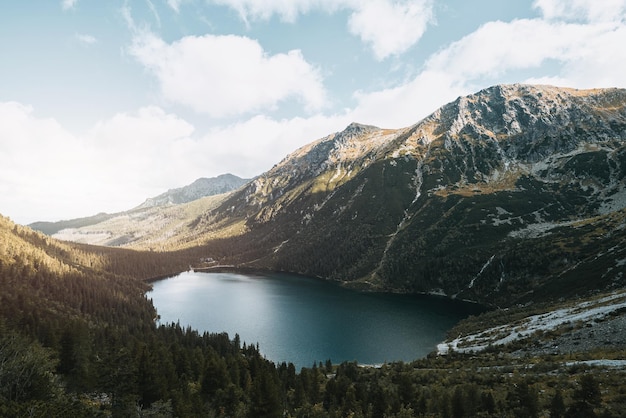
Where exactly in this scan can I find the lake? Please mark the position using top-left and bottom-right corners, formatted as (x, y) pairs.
(148, 271), (483, 369)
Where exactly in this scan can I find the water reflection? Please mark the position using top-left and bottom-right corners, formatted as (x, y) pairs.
(149, 271), (482, 369)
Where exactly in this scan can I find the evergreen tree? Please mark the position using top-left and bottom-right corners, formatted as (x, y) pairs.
(507, 380), (539, 418)
(567, 374), (602, 418)
(249, 368), (282, 418)
(481, 390), (496, 415)
(549, 389), (565, 418)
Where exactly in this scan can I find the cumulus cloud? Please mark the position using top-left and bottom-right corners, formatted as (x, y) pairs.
(210, 0), (434, 59)
(424, 19), (585, 80)
(0, 102), (89, 223)
(197, 113), (350, 176)
(0, 100), (345, 223)
(87, 106), (196, 190)
(351, 71), (464, 128)
(422, 17), (626, 90)
(127, 31), (327, 118)
(533, 0), (626, 22)
(0, 103), (201, 223)
(349, 0), (626, 128)
(347, 0), (433, 60)
(61, 0), (78, 10)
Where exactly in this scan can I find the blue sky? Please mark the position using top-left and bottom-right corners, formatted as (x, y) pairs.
(1, 0), (626, 224)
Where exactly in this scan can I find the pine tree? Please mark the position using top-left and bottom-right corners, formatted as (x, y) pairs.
(549, 389), (565, 418)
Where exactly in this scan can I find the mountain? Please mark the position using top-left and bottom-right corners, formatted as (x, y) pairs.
(135, 173), (249, 209)
(187, 84), (626, 307)
(29, 212), (116, 236)
(32, 84), (626, 307)
(4, 211), (626, 418)
(29, 173), (248, 248)
(50, 193), (231, 249)
(4, 85), (626, 415)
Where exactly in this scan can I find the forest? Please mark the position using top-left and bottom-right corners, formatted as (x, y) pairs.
(1, 214), (625, 417)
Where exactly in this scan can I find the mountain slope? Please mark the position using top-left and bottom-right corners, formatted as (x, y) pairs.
(29, 174), (248, 249)
(30, 84), (626, 307)
(189, 84), (626, 307)
(51, 193), (231, 249)
(135, 173), (248, 208)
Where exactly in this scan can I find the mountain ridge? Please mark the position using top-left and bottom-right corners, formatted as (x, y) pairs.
(29, 173), (248, 248)
(31, 84), (626, 307)
(187, 84), (626, 306)
(5, 84), (626, 416)
(135, 173), (249, 209)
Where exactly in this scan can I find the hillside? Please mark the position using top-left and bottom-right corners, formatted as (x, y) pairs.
(3, 207), (626, 416)
(184, 84), (626, 307)
(0, 214), (290, 416)
(30, 174), (248, 249)
(3, 83), (626, 415)
(135, 173), (249, 209)
(51, 193), (231, 249)
(30, 84), (626, 307)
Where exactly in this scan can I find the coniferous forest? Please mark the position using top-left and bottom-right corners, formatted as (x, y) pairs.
(1, 214), (626, 417)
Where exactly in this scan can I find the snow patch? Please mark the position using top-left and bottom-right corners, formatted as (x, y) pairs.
(438, 291), (626, 355)
(469, 255), (495, 289)
(599, 186), (626, 214)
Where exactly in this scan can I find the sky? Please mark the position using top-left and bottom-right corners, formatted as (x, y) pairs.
(1, 0), (626, 224)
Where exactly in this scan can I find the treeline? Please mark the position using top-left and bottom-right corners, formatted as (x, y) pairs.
(1, 214), (626, 417)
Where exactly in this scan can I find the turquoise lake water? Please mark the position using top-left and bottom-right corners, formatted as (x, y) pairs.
(148, 271), (482, 369)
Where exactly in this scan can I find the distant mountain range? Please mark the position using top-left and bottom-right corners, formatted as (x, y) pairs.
(6, 83), (626, 418)
(135, 173), (248, 209)
(29, 174), (248, 247)
(31, 84), (626, 307)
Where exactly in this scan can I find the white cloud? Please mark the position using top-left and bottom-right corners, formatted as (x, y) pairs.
(347, 7), (626, 129)
(556, 24), (626, 88)
(350, 70), (465, 128)
(424, 19), (585, 80)
(128, 31), (327, 118)
(209, 0), (434, 59)
(210, 0), (337, 23)
(62, 0), (78, 10)
(75, 33), (97, 45)
(348, 0), (433, 60)
(533, 0), (626, 22)
(0, 102), (89, 223)
(87, 106), (196, 189)
(0, 102), (201, 223)
(197, 113), (350, 177)
(167, 0), (183, 13)
(0, 99), (345, 224)
(146, 0), (162, 27)
(422, 17), (626, 90)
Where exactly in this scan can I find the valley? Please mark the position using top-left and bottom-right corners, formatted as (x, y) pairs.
(34, 84), (626, 307)
(4, 83), (626, 416)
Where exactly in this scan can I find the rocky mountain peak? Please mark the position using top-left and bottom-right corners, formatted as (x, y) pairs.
(335, 122), (381, 142)
(136, 173), (249, 209)
(422, 84), (626, 166)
